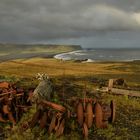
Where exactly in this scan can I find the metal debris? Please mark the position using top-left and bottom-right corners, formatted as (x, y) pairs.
(0, 81), (33, 127)
(22, 97), (116, 138)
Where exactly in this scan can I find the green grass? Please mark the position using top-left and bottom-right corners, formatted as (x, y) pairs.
(0, 58), (140, 86)
(0, 44), (81, 57)
(2, 75), (140, 140)
(0, 57), (140, 140)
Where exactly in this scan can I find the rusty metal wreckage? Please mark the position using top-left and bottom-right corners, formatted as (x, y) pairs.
(0, 82), (32, 125)
(20, 97), (115, 138)
(21, 85), (116, 139)
(0, 81), (116, 139)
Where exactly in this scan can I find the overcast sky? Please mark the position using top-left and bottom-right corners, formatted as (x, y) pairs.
(1, 0), (140, 48)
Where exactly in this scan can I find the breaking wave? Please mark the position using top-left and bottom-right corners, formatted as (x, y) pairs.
(54, 48), (140, 62)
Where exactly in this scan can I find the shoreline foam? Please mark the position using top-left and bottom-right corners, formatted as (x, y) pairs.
(54, 49), (140, 62)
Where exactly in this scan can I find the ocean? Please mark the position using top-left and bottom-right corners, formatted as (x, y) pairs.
(54, 48), (140, 62)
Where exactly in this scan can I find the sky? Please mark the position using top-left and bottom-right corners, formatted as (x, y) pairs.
(1, 0), (140, 48)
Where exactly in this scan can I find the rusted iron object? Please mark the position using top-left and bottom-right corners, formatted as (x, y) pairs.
(0, 82), (10, 89)
(15, 78), (116, 139)
(0, 82), (35, 129)
(8, 113), (16, 125)
(0, 91), (23, 99)
(55, 118), (65, 137)
(83, 122), (88, 139)
(29, 109), (42, 128)
(16, 105), (31, 108)
(39, 112), (48, 129)
(66, 97), (96, 104)
(15, 93), (24, 97)
(27, 90), (34, 102)
(48, 114), (57, 134)
(21, 99), (116, 139)
(0, 114), (7, 122)
(102, 104), (111, 121)
(77, 102), (84, 126)
(3, 105), (10, 114)
(55, 117), (62, 131)
(110, 100), (116, 123)
(66, 97), (97, 103)
(41, 100), (66, 112)
(94, 102), (103, 128)
(0, 91), (15, 97)
(79, 98), (97, 103)
(85, 103), (93, 128)
(16, 105), (31, 112)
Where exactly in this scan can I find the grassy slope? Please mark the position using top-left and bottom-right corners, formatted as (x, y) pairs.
(0, 58), (140, 140)
(0, 58), (140, 86)
(7, 94), (140, 140)
(0, 44), (81, 54)
(0, 44), (81, 62)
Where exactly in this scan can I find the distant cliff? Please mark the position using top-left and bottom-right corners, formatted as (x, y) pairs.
(0, 44), (82, 62)
(0, 43), (82, 53)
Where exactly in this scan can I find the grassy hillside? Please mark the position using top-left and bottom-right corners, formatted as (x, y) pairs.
(0, 57), (140, 140)
(0, 58), (140, 86)
(0, 44), (81, 54)
(0, 44), (82, 61)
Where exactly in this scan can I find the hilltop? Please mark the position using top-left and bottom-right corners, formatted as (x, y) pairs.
(0, 43), (82, 62)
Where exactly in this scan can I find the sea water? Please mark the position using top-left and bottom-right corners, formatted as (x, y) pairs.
(54, 48), (140, 62)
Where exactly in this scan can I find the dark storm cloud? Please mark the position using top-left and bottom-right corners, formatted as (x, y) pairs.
(0, 0), (140, 43)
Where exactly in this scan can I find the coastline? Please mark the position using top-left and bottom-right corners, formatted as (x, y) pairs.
(0, 44), (82, 62)
(54, 50), (83, 60)
(53, 48), (140, 62)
